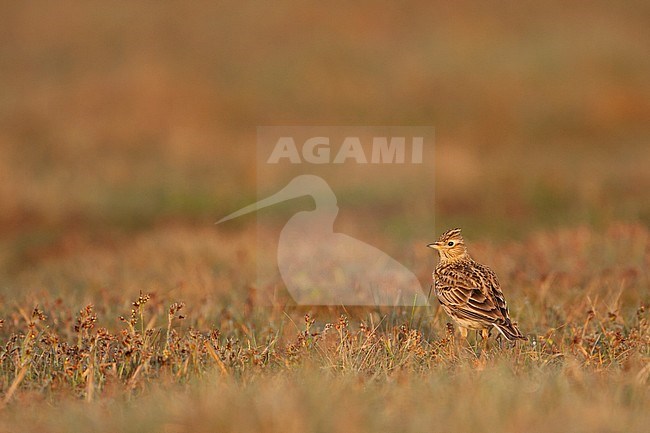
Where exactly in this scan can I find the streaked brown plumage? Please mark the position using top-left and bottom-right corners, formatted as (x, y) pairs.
(428, 228), (525, 341)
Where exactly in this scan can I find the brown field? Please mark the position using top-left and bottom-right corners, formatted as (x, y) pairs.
(1, 1), (649, 432)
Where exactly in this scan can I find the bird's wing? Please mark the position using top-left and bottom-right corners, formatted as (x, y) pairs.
(475, 262), (512, 321)
(435, 264), (510, 325)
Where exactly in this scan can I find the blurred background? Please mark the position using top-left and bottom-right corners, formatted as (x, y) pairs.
(1, 1), (649, 304)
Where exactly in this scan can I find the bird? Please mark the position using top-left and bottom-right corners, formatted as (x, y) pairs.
(427, 228), (525, 342)
(218, 175), (427, 306)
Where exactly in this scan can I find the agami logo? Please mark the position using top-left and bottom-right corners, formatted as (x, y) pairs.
(267, 136), (424, 164)
(219, 125), (435, 307)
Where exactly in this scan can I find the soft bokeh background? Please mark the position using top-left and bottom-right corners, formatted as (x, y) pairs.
(0, 0), (649, 308)
(2, 1), (649, 302)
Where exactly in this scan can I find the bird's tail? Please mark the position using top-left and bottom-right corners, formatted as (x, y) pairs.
(494, 320), (526, 341)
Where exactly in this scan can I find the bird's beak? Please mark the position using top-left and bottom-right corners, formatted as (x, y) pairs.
(427, 242), (442, 250)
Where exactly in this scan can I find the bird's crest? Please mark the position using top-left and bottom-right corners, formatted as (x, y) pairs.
(437, 228), (464, 244)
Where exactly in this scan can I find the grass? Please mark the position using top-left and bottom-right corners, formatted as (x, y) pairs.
(0, 223), (649, 432)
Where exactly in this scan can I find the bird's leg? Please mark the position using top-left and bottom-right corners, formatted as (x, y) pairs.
(481, 328), (489, 354)
(456, 326), (472, 358)
(495, 332), (503, 349)
(473, 329), (481, 354)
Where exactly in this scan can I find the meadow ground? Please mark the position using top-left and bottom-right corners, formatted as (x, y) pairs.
(1, 1), (650, 432)
(0, 223), (648, 432)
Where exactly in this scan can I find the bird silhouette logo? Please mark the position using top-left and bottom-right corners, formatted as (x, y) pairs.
(218, 174), (428, 306)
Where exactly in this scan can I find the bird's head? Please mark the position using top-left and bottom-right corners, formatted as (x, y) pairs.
(427, 228), (468, 261)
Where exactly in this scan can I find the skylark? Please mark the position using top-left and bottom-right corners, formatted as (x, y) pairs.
(428, 228), (525, 341)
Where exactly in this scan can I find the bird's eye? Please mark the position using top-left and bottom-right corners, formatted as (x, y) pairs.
(447, 241), (454, 247)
